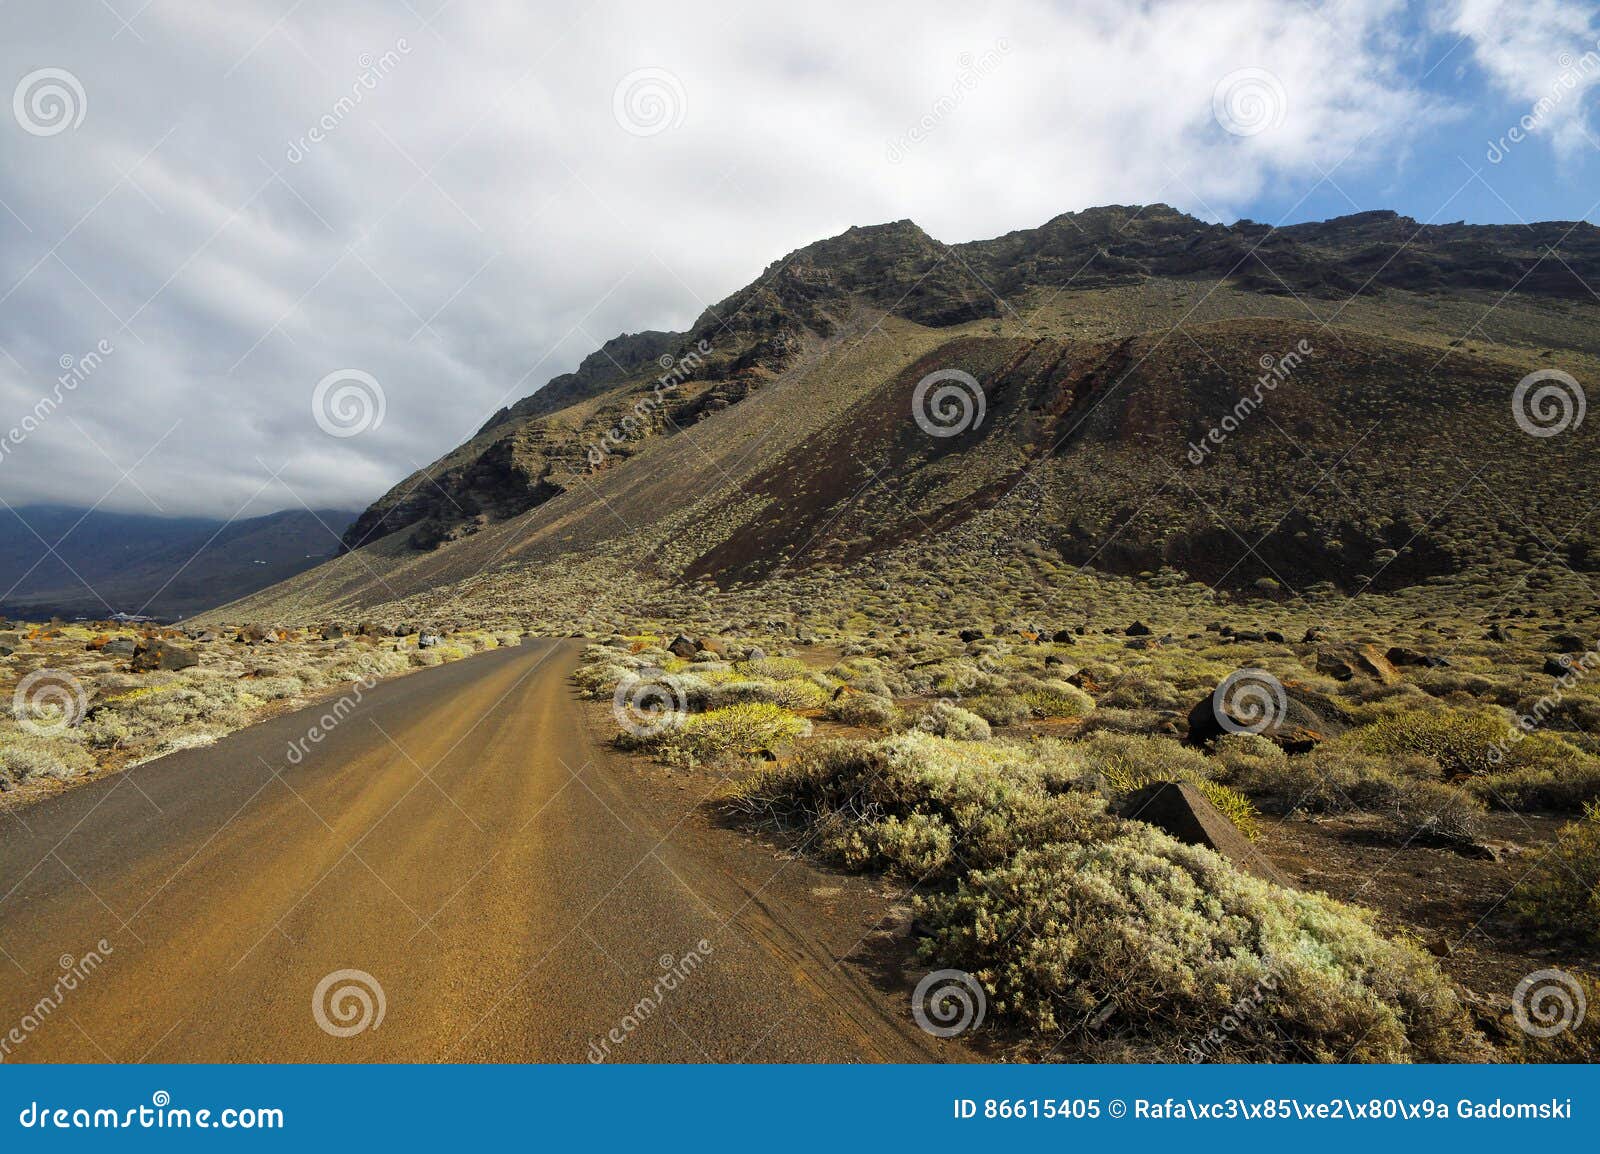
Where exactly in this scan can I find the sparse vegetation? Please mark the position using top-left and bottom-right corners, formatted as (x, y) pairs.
(1511, 802), (1600, 947)
(0, 621), (509, 796)
(621, 701), (811, 768)
(726, 728), (1482, 1061)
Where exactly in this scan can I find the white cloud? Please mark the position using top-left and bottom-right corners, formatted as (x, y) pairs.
(1443, 0), (1600, 157)
(0, 0), (1444, 517)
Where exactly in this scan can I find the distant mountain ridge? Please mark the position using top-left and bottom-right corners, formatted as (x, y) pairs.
(0, 505), (359, 620)
(211, 203), (1600, 627)
(337, 204), (1600, 558)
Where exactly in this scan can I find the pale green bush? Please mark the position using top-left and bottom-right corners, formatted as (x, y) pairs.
(1024, 682), (1096, 719)
(964, 693), (1031, 726)
(916, 826), (1488, 1061)
(710, 677), (827, 711)
(738, 656), (807, 680)
(0, 732), (95, 785)
(627, 702), (811, 767)
(918, 701), (992, 741)
(825, 692), (900, 728)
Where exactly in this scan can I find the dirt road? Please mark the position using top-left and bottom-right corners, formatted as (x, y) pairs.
(0, 640), (941, 1062)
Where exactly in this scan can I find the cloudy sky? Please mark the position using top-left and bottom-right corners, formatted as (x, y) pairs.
(1, 0), (1597, 520)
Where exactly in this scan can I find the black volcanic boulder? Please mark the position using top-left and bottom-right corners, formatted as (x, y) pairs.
(1544, 655), (1576, 677)
(130, 639), (198, 673)
(667, 634), (698, 659)
(1386, 645), (1449, 668)
(958, 628), (985, 642)
(1187, 678), (1350, 753)
(1126, 621), (1152, 636)
(1119, 781), (1290, 886)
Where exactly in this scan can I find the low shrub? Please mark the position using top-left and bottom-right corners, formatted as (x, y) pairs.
(1023, 682), (1096, 720)
(1352, 707), (1508, 778)
(730, 733), (1112, 879)
(1227, 740), (1485, 846)
(917, 701), (991, 741)
(0, 732), (95, 786)
(627, 702), (811, 767)
(730, 734), (1486, 1061)
(915, 826), (1489, 1061)
(738, 656), (808, 680)
(710, 677), (827, 711)
(824, 692), (900, 728)
(1076, 707), (1168, 736)
(1097, 676), (1184, 711)
(1510, 802), (1600, 946)
(964, 693), (1031, 726)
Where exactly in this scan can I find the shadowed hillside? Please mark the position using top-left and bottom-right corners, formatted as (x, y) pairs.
(208, 204), (1600, 629)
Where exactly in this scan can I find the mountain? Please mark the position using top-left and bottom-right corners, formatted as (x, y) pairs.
(0, 506), (359, 621)
(209, 204), (1600, 629)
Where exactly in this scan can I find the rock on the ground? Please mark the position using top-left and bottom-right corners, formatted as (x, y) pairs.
(1315, 643), (1401, 685)
(1187, 678), (1350, 753)
(1119, 781), (1290, 886)
(1386, 645), (1449, 668)
(130, 639), (198, 673)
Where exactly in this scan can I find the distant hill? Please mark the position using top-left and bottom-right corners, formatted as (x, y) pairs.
(0, 506), (359, 621)
(209, 204), (1600, 627)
